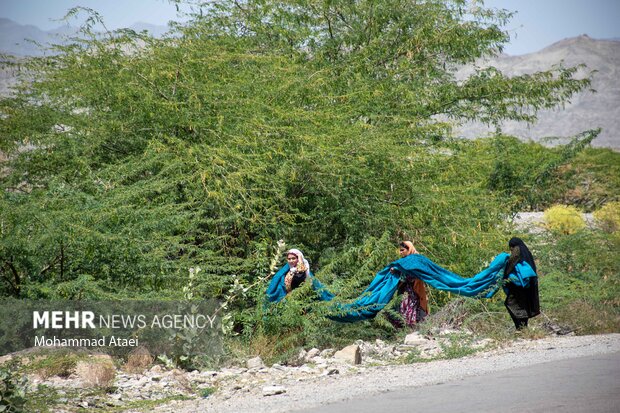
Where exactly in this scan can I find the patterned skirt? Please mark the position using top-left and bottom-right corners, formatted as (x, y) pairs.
(400, 283), (427, 327)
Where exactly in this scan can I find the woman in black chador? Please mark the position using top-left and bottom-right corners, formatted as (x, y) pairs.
(503, 237), (540, 330)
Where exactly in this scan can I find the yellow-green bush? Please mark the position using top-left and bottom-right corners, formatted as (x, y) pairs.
(593, 201), (620, 233)
(544, 205), (586, 234)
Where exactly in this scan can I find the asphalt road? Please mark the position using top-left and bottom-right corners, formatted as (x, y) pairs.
(298, 352), (620, 413)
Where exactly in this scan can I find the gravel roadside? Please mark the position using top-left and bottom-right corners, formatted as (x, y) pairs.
(149, 333), (620, 413)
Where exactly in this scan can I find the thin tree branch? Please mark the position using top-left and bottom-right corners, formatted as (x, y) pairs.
(135, 72), (171, 101)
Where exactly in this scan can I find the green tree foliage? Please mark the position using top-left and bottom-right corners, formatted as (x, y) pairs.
(0, 0), (594, 308)
(487, 130), (600, 211)
(536, 230), (620, 334)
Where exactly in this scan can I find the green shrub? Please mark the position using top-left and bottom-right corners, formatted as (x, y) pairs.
(439, 334), (478, 360)
(0, 359), (28, 413)
(543, 205), (586, 234)
(594, 201), (620, 233)
(200, 387), (216, 398)
(25, 352), (82, 379)
(535, 230), (620, 334)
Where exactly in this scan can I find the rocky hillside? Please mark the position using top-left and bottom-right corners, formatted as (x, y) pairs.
(455, 35), (620, 149)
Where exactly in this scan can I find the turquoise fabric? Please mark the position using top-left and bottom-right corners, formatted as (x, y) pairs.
(266, 264), (335, 303)
(265, 264), (289, 303)
(505, 261), (537, 289)
(390, 253), (510, 299)
(326, 267), (401, 322)
(266, 253), (511, 322)
(328, 253), (510, 322)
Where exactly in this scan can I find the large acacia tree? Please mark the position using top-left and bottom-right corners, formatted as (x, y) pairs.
(0, 0), (594, 300)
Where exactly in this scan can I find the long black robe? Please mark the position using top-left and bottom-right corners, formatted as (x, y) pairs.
(504, 238), (540, 328)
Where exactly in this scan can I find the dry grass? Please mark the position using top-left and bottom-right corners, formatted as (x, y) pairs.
(25, 352), (82, 379)
(516, 324), (548, 340)
(228, 334), (278, 363)
(227, 327), (307, 366)
(75, 355), (116, 387)
(549, 300), (620, 335)
(123, 347), (153, 373)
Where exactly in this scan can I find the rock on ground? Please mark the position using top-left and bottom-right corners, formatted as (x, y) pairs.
(148, 334), (620, 413)
(511, 212), (595, 234)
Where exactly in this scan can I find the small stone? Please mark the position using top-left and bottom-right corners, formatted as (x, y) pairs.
(247, 356), (265, 369)
(218, 368), (237, 378)
(422, 347), (442, 358)
(305, 348), (321, 361)
(263, 385), (287, 396)
(298, 365), (315, 374)
(404, 332), (429, 346)
(320, 348), (336, 358)
(322, 368), (339, 376)
(333, 344), (362, 365)
(150, 365), (163, 373)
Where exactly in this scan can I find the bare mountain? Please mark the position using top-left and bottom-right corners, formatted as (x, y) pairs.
(0, 18), (168, 57)
(454, 35), (620, 149)
(0, 18), (81, 57)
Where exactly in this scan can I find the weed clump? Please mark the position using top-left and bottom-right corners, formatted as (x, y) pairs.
(123, 347), (153, 374)
(594, 201), (620, 233)
(75, 355), (116, 388)
(0, 359), (28, 413)
(544, 205), (586, 234)
(26, 351), (83, 379)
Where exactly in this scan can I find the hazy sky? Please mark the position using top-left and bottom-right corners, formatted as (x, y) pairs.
(485, 0), (620, 54)
(0, 0), (185, 30)
(1, 0), (619, 55)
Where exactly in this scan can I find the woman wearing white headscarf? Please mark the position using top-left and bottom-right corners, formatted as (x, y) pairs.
(266, 248), (334, 303)
(284, 248), (310, 293)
